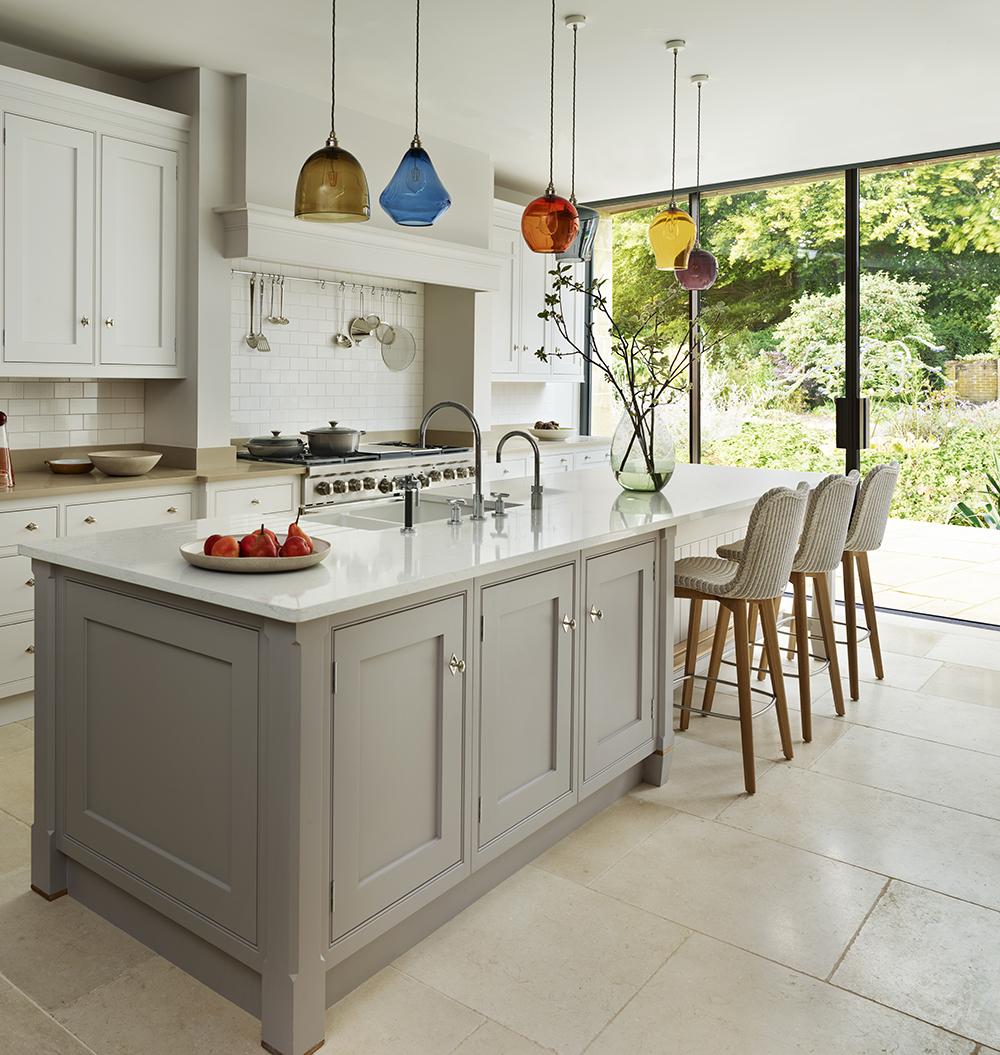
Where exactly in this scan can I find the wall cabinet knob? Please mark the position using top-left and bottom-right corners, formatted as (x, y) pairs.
(26, 522), (38, 531)
(562, 614), (577, 632)
(84, 516), (97, 524)
(25, 645), (35, 654)
(250, 498), (260, 505)
(166, 507), (178, 514)
(105, 317), (115, 327)
(26, 578), (34, 587)
(80, 316), (90, 326)
(590, 604), (604, 622)
(448, 653), (467, 676)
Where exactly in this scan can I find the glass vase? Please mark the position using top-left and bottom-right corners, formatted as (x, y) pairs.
(610, 405), (676, 492)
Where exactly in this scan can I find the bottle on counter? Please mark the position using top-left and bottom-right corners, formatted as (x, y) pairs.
(0, 411), (13, 490)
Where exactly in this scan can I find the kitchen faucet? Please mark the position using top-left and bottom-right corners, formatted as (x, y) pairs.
(419, 401), (486, 519)
(496, 430), (543, 510)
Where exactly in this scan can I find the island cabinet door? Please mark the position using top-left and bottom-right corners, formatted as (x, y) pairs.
(331, 595), (466, 941)
(478, 564), (575, 850)
(583, 541), (656, 784)
(62, 581), (260, 944)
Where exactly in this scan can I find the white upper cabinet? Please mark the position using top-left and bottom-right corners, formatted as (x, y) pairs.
(0, 66), (188, 379)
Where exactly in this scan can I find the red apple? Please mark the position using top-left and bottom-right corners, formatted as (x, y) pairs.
(239, 532), (258, 557)
(210, 535), (240, 557)
(279, 535), (311, 558)
(203, 534), (223, 556)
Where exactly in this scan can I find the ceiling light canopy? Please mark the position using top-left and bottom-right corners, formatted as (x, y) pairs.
(648, 40), (696, 270)
(295, 0), (370, 223)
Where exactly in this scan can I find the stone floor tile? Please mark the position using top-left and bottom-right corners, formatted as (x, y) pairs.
(324, 967), (483, 1055)
(867, 553), (976, 589)
(909, 595), (984, 618)
(0, 810), (29, 879)
(811, 724), (1000, 818)
(55, 956), (261, 1055)
(834, 881), (1000, 1049)
(531, 793), (675, 886)
(899, 567), (1000, 605)
(591, 812), (886, 977)
(918, 662), (1000, 710)
(0, 721), (32, 760)
(956, 599), (1000, 625)
(583, 932), (977, 1055)
(393, 866), (688, 1055)
(852, 648), (941, 691)
(859, 616), (946, 657)
(718, 766), (1000, 911)
(631, 737), (777, 818)
(0, 975), (96, 1055)
(926, 633), (1000, 671)
(450, 1019), (557, 1054)
(0, 867), (156, 1012)
(0, 747), (33, 825)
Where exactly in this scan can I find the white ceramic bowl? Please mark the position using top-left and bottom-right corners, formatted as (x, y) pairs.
(528, 427), (577, 442)
(87, 450), (162, 476)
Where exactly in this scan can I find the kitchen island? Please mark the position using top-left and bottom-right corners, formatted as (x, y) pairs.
(22, 462), (816, 1055)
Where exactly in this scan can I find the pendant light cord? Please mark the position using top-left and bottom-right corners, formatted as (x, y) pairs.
(670, 45), (678, 206)
(569, 23), (578, 203)
(413, 0), (421, 146)
(546, 0), (556, 195)
(329, 0), (338, 143)
(695, 79), (702, 240)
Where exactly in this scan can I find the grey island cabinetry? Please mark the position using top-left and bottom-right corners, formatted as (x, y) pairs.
(22, 463), (817, 1055)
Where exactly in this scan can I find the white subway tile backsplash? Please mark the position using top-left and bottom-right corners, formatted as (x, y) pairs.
(490, 382), (578, 429)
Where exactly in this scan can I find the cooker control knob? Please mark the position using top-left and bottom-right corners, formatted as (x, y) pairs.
(378, 478), (394, 493)
(443, 468), (456, 480)
(362, 476), (376, 490)
(468, 464), (477, 477)
(456, 467), (468, 478)
(348, 478), (362, 491)
(314, 480), (332, 496)
(417, 473), (430, 487)
(332, 479), (347, 493)
(429, 470), (442, 482)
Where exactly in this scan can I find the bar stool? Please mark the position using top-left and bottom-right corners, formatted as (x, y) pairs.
(675, 482), (810, 794)
(716, 472), (860, 741)
(841, 460), (900, 700)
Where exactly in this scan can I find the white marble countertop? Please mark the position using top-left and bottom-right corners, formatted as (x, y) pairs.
(20, 463), (821, 624)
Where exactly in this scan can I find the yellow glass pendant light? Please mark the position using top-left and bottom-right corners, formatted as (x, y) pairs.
(295, 0), (370, 223)
(648, 40), (696, 270)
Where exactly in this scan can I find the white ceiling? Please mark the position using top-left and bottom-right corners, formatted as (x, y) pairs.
(1, 0), (998, 204)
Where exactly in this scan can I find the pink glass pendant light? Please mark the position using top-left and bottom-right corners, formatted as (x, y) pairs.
(676, 74), (719, 291)
(647, 41), (696, 270)
(522, 0), (578, 254)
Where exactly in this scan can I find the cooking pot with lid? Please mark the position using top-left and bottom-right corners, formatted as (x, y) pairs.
(245, 431), (306, 457)
(302, 421), (366, 455)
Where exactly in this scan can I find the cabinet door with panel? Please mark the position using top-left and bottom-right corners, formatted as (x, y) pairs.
(331, 595), (467, 940)
(478, 564), (575, 851)
(582, 541), (656, 784)
(490, 218), (519, 375)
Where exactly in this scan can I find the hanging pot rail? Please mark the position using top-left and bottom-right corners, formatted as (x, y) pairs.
(230, 270), (416, 298)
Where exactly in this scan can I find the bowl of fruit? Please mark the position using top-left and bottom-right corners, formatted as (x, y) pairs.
(180, 517), (330, 573)
(528, 420), (576, 442)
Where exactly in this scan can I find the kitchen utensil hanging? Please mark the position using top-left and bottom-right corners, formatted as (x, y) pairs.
(245, 275), (258, 349)
(381, 291), (416, 371)
(332, 282), (353, 347)
(277, 278), (289, 324)
(254, 275), (271, 352)
(349, 288), (376, 341)
(266, 276), (281, 324)
(374, 291), (396, 346)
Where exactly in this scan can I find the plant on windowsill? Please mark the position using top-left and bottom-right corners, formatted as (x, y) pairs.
(537, 263), (724, 492)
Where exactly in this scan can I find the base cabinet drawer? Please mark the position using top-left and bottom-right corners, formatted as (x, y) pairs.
(0, 505), (58, 550)
(0, 619), (35, 694)
(574, 448), (610, 470)
(0, 554), (36, 617)
(212, 481), (295, 519)
(66, 491), (192, 535)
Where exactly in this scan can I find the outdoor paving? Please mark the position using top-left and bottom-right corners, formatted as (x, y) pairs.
(862, 517), (1000, 624)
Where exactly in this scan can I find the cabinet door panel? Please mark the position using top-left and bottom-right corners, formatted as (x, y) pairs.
(491, 220), (518, 375)
(517, 249), (551, 375)
(100, 137), (177, 366)
(479, 565), (574, 847)
(584, 542), (655, 781)
(332, 595), (465, 939)
(3, 115), (95, 365)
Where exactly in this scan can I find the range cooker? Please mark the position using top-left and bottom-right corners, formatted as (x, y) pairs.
(237, 441), (476, 510)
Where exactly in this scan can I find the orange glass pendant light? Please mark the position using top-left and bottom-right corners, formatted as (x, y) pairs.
(522, 0), (578, 253)
(295, 0), (370, 223)
(676, 74), (719, 291)
(648, 40), (696, 270)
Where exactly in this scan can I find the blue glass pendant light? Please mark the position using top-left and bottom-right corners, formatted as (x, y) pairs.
(380, 0), (451, 226)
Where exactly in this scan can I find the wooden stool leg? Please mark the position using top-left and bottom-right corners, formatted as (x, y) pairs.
(856, 551), (885, 680)
(842, 552), (860, 701)
(680, 596), (703, 730)
(729, 599), (757, 794)
(790, 572), (812, 742)
(814, 571), (845, 716)
(748, 603), (763, 680)
(758, 596), (794, 762)
(755, 600), (774, 681)
(701, 604), (731, 714)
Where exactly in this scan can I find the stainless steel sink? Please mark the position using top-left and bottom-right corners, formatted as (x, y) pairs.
(334, 496), (522, 531)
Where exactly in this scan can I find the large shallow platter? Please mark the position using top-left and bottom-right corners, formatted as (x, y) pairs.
(529, 427), (577, 442)
(180, 536), (330, 573)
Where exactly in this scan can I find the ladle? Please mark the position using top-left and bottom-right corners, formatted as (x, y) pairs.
(332, 282), (352, 347)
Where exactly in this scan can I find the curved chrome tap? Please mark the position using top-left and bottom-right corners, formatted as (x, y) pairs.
(419, 401), (485, 519)
(497, 430), (543, 510)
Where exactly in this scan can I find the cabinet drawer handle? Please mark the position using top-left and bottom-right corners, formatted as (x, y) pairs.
(80, 316), (90, 327)
(25, 645), (35, 654)
(167, 507), (178, 514)
(251, 498), (261, 505)
(448, 653), (466, 676)
(105, 317), (115, 327)
(84, 516), (97, 524)
(26, 522), (39, 531)
(590, 604), (603, 623)
(562, 614), (577, 632)
(26, 578), (34, 587)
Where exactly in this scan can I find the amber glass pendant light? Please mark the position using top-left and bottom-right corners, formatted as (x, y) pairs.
(647, 40), (697, 270)
(295, 0), (370, 223)
(676, 74), (719, 291)
(522, 0), (579, 254)
(556, 14), (600, 264)
(380, 0), (452, 225)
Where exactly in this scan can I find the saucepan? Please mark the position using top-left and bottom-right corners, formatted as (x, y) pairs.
(302, 421), (366, 455)
(245, 431), (306, 457)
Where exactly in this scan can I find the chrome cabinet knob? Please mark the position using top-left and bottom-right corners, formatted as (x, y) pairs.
(26, 578), (35, 587)
(562, 614), (577, 632)
(105, 317), (115, 327)
(80, 317), (90, 326)
(250, 498), (261, 505)
(167, 506), (178, 514)
(84, 516), (97, 524)
(590, 604), (604, 622)
(25, 645), (35, 654)
(448, 653), (466, 676)
(26, 522), (38, 531)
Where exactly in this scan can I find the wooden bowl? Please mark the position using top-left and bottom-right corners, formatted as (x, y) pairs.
(44, 459), (94, 474)
(87, 450), (162, 476)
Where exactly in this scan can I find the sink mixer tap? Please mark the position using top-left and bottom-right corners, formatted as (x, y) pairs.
(496, 430), (543, 510)
(418, 401), (485, 520)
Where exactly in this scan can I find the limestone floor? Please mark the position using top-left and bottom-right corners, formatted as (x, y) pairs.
(1, 609), (999, 1054)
